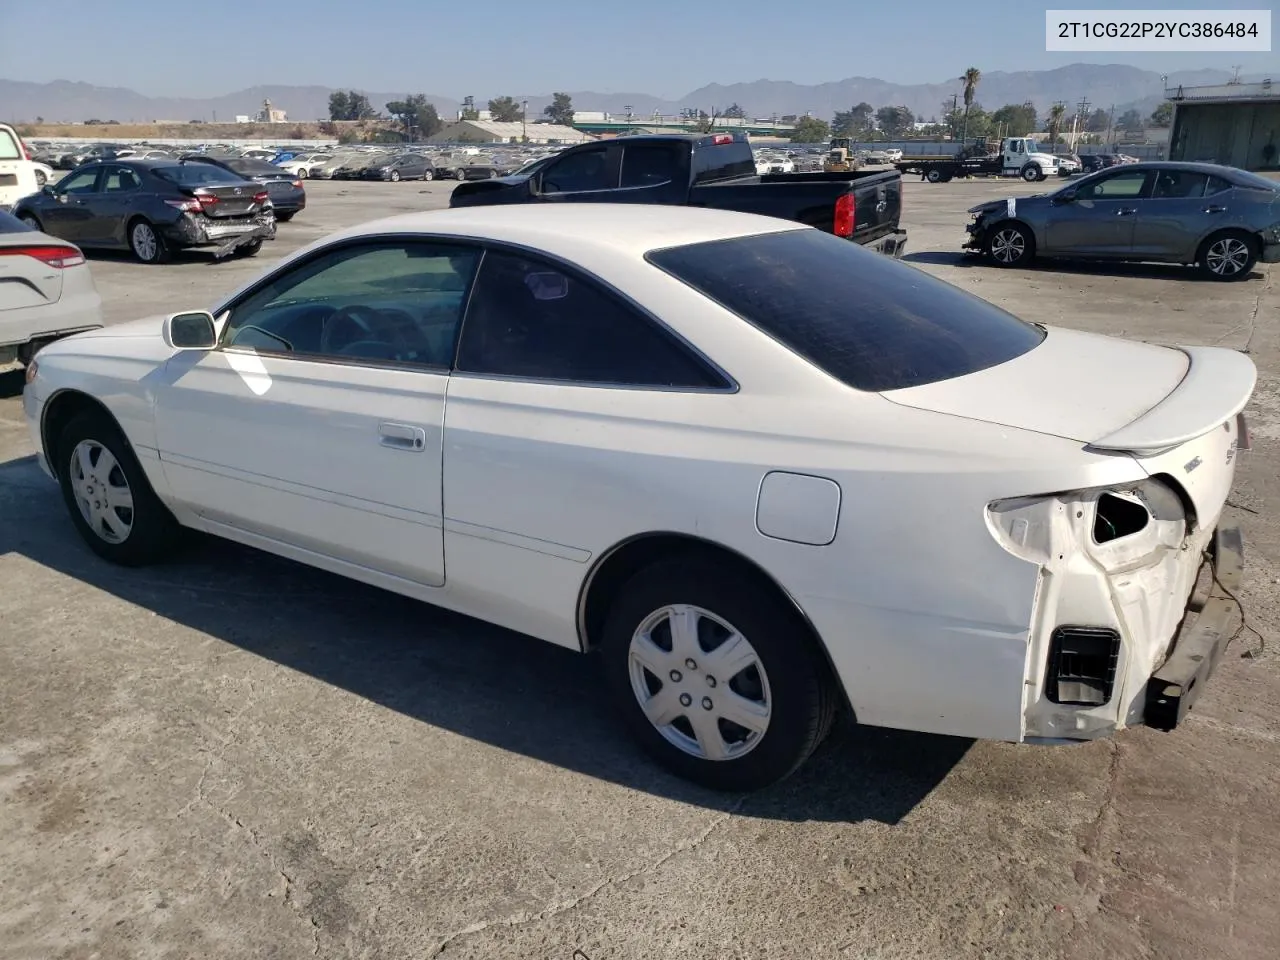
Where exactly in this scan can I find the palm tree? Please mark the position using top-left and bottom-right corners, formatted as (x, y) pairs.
(1047, 102), (1066, 148)
(960, 67), (981, 142)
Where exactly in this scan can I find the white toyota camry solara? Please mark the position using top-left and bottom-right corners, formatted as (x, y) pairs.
(22, 204), (1256, 790)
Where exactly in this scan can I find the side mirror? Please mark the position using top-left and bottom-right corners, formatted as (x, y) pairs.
(41, 184), (56, 196)
(1053, 191), (1076, 205)
(164, 311), (217, 350)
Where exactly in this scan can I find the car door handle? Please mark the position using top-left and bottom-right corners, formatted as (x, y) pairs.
(1204, 205), (1227, 214)
(1116, 208), (1137, 216)
(378, 422), (427, 451)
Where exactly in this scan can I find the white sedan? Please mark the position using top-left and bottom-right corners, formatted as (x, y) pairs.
(22, 205), (1254, 789)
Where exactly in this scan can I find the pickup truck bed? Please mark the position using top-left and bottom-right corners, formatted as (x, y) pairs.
(450, 133), (906, 256)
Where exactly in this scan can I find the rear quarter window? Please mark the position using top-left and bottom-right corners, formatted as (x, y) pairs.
(0, 129), (21, 160)
(647, 229), (1046, 392)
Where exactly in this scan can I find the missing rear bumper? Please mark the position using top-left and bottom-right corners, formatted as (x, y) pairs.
(1144, 524), (1244, 731)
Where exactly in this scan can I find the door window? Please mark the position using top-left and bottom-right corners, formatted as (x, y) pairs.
(456, 249), (724, 387)
(1076, 170), (1150, 200)
(1205, 175), (1233, 196)
(540, 147), (614, 193)
(58, 168), (101, 194)
(1151, 170), (1208, 199)
(221, 241), (480, 368)
(103, 166), (142, 193)
(620, 143), (682, 188)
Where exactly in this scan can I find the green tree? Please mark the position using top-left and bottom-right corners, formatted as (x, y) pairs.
(386, 94), (442, 140)
(960, 66), (981, 140)
(460, 96), (479, 121)
(1117, 108), (1144, 132)
(1046, 102), (1067, 147)
(1149, 101), (1173, 128)
(542, 92), (574, 125)
(1085, 107), (1110, 132)
(833, 102), (874, 137)
(991, 102), (1038, 136)
(488, 96), (523, 122)
(329, 90), (376, 121)
(722, 102), (747, 119)
(875, 105), (915, 139)
(790, 116), (831, 143)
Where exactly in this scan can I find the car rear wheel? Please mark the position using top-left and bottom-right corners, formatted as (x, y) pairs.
(128, 219), (167, 264)
(19, 214), (41, 231)
(390, 170), (401, 182)
(602, 556), (836, 791)
(455, 169), (467, 180)
(1199, 231), (1257, 282)
(296, 168), (308, 179)
(235, 240), (263, 257)
(422, 170), (434, 181)
(986, 221), (1034, 267)
(56, 410), (182, 565)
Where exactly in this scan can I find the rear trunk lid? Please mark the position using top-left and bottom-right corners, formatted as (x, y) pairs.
(191, 184), (260, 218)
(0, 239), (69, 310)
(883, 327), (1256, 519)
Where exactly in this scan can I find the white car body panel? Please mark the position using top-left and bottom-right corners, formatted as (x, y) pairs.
(23, 205), (1255, 746)
(0, 227), (103, 353)
(0, 123), (39, 210)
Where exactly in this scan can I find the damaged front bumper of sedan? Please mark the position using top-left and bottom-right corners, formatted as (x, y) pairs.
(161, 211), (277, 258)
(988, 472), (1245, 743)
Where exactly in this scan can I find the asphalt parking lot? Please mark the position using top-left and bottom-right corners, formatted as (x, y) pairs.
(2, 177), (1277, 960)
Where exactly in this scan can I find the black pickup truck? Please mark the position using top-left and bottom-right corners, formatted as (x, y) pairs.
(450, 133), (907, 256)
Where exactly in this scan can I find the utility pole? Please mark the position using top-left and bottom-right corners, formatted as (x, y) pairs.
(1071, 97), (1089, 149)
(1104, 104), (1116, 147)
(950, 93), (959, 140)
(521, 98), (528, 143)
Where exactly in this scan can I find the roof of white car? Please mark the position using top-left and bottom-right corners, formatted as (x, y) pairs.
(334, 204), (807, 258)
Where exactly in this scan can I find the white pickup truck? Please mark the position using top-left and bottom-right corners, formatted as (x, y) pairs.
(0, 123), (40, 212)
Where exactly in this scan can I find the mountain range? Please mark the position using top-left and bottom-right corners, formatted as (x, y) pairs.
(0, 65), (1256, 126)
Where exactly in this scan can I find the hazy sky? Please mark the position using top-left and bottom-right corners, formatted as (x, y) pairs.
(2, 0), (1275, 97)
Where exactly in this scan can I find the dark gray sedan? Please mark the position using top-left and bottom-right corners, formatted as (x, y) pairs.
(965, 162), (1280, 281)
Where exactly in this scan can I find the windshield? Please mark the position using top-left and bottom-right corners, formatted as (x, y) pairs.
(1025, 141), (1044, 154)
(154, 163), (251, 186)
(647, 229), (1045, 392)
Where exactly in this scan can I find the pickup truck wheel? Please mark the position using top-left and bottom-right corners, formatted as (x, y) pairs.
(56, 411), (182, 566)
(602, 556), (836, 791)
(926, 168), (943, 183)
(986, 222), (1034, 267)
(1199, 231), (1257, 281)
(1021, 164), (1040, 182)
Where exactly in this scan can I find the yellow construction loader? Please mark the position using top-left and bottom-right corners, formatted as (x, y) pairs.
(823, 137), (861, 173)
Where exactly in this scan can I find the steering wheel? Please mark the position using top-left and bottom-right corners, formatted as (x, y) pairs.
(320, 305), (384, 354)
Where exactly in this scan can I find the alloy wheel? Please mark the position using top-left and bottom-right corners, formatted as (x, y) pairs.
(1206, 238), (1251, 277)
(990, 228), (1026, 264)
(131, 222), (158, 262)
(627, 604), (772, 761)
(69, 440), (134, 544)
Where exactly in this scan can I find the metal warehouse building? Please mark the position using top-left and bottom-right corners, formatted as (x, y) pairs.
(426, 120), (591, 145)
(1166, 80), (1279, 171)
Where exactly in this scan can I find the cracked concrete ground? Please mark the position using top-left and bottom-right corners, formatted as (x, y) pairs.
(1, 178), (1278, 960)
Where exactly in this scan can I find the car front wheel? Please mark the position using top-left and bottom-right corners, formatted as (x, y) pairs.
(56, 410), (181, 565)
(602, 556), (836, 791)
(1199, 231), (1258, 282)
(985, 222), (1034, 267)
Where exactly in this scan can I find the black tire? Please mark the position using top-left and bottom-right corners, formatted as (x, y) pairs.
(235, 239), (263, 258)
(56, 410), (182, 565)
(422, 169), (434, 181)
(390, 170), (401, 182)
(601, 556), (837, 791)
(926, 168), (943, 183)
(275, 211), (295, 222)
(296, 168), (308, 179)
(1198, 230), (1258, 282)
(18, 213), (42, 231)
(984, 220), (1035, 268)
(35, 169), (47, 186)
(455, 168), (468, 180)
(1020, 164), (1040, 182)
(127, 218), (168, 263)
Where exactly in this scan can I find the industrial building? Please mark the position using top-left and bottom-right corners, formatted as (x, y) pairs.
(426, 120), (589, 145)
(1166, 79), (1279, 171)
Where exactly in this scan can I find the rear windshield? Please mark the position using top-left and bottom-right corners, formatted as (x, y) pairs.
(647, 229), (1046, 391)
(226, 158), (285, 175)
(692, 139), (756, 183)
(153, 163), (249, 186)
(0, 210), (34, 233)
(0, 129), (21, 160)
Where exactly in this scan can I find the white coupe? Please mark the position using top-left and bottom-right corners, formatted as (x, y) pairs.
(22, 205), (1255, 789)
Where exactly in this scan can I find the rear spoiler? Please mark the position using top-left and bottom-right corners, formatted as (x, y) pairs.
(1088, 346), (1256, 455)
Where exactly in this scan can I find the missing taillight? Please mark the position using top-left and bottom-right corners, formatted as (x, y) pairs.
(1047, 626), (1120, 706)
(1094, 493), (1149, 543)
